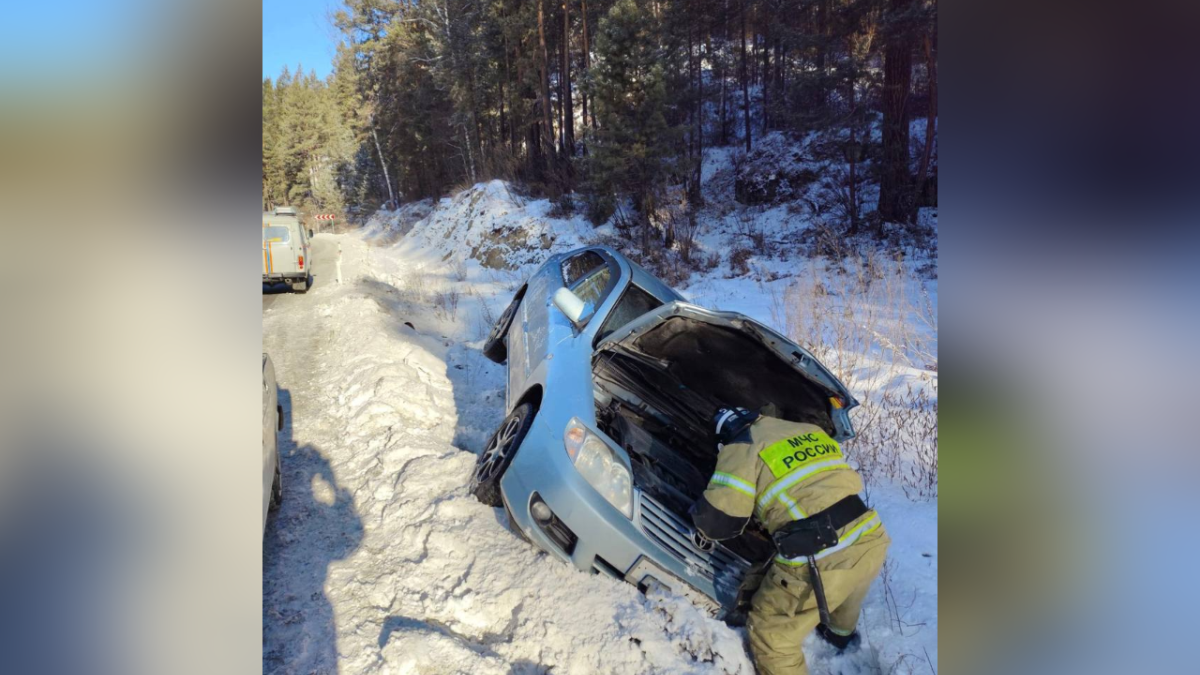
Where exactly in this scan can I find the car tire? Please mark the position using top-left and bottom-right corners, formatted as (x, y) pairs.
(470, 403), (535, 507)
(270, 457), (282, 510)
(482, 291), (522, 364)
(292, 275), (309, 293)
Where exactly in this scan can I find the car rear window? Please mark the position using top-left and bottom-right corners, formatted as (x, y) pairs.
(263, 226), (291, 244)
(596, 284), (663, 343)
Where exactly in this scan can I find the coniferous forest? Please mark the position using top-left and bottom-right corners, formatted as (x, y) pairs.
(263, 0), (937, 238)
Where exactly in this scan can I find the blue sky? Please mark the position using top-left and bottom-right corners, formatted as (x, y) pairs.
(263, 0), (342, 81)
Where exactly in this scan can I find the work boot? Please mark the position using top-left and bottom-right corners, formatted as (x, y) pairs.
(816, 623), (861, 653)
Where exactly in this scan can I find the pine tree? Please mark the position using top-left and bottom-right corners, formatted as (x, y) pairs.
(263, 77), (278, 210)
(878, 0), (918, 223)
(264, 0), (936, 237)
(586, 0), (678, 240)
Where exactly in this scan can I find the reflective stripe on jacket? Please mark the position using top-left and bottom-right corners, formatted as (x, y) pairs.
(691, 416), (876, 544)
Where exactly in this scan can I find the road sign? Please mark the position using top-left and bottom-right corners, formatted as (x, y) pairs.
(314, 214), (337, 221)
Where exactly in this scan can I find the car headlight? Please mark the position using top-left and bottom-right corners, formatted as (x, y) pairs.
(564, 418), (633, 518)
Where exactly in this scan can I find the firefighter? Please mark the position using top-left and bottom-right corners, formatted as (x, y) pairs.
(690, 407), (890, 675)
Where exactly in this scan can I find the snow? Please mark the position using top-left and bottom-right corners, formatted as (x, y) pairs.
(264, 144), (937, 673)
(264, 235), (755, 675)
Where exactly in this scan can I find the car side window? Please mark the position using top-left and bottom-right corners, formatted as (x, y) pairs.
(572, 265), (613, 307)
(561, 251), (605, 286)
(595, 284), (663, 344)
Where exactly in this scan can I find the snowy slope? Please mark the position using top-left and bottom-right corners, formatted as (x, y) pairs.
(264, 165), (937, 674)
(263, 235), (755, 675)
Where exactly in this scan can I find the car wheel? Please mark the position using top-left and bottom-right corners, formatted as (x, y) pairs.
(270, 457), (282, 510)
(292, 275), (309, 293)
(470, 403), (535, 506)
(482, 292), (522, 364)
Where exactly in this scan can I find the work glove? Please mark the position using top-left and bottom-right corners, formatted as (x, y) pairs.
(816, 623), (861, 654)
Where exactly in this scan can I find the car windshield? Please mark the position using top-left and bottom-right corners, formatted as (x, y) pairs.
(263, 226), (290, 244)
(596, 284), (663, 343)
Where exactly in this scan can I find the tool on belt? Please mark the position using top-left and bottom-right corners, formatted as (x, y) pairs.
(771, 495), (868, 625)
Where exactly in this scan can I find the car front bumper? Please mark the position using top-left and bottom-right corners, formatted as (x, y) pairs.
(500, 418), (750, 615)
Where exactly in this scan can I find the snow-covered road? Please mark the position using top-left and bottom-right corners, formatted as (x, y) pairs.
(262, 233), (756, 675)
(262, 236), (340, 311)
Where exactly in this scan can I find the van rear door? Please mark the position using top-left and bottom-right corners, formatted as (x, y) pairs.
(263, 224), (298, 277)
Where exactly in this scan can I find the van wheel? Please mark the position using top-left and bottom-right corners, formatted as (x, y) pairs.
(470, 403), (535, 507)
(292, 275), (309, 293)
(482, 292), (522, 364)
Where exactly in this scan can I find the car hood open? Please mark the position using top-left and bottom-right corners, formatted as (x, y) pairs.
(595, 302), (857, 436)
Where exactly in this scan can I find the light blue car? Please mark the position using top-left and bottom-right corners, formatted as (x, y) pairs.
(470, 246), (859, 618)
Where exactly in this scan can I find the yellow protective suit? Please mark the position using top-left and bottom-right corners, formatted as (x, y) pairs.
(691, 415), (890, 675)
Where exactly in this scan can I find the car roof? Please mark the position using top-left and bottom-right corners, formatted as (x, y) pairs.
(262, 215), (302, 228)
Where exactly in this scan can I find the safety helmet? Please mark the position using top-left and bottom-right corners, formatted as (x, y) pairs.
(712, 406), (759, 444)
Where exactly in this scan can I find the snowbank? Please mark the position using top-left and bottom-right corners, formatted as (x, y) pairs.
(400, 180), (593, 270)
(264, 235), (755, 675)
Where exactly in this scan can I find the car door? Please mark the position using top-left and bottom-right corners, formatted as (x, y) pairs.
(295, 221), (310, 275)
(507, 250), (617, 408)
(263, 223), (298, 276)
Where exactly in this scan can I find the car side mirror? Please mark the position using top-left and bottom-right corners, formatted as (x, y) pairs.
(552, 287), (594, 327)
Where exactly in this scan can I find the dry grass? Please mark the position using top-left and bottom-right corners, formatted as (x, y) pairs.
(472, 286), (499, 340)
(394, 265), (463, 324)
(728, 247), (754, 277)
(433, 287), (461, 321)
(735, 209), (767, 250)
(876, 559), (938, 675)
(770, 251), (938, 499)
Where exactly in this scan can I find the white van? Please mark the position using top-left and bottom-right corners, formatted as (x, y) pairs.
(262, 208), (313, 293)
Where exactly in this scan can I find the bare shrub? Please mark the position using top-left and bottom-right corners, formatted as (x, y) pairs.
(880, 559), (928, 638)
(472, 287), (498, 340)
(433, 287), (461, 321)
(814, 163), (871, 234)
(797, 219), (854, 260)
(756, 267), (784, 283)
(586, 212), (713, 289)
(728, 247), (753, 277)
(853, 385), (938, 500)
(734, 209), (766, 251)
(646, 185), (704, 266)
(397, 264), (463, 324)
(773, 254), (938, 499)
(672, 210), (701, 264)
(396, 265), (430, 305)
(874, 557), (935, 674)
(637, 246), (691, 289)
(548, 192), (577, 218)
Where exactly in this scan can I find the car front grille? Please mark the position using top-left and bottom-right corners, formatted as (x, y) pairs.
(636, 491), (751, 583)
